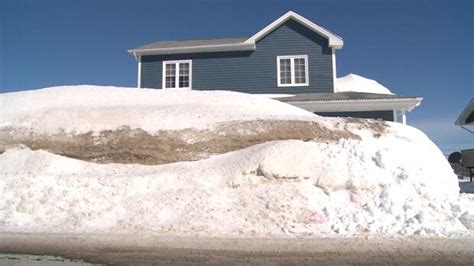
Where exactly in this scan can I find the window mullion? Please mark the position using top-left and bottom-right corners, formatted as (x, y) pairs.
(175, 63), (179, 88)
(290, 58), (295, 85)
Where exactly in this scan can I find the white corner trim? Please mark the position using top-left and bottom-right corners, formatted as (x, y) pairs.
(162, 60), (192, 90)
(332, 48), (336, 91)
(245, 11), (343, 49)
(276, 55), (309, 87)
(137, 56), (142, 88)
(393, 110), (398, 122)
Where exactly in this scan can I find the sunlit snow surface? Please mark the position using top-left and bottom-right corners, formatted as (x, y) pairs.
(0, 85), (315, 135)
(0, 86), (472, 237)
(335, 73), (393, 94)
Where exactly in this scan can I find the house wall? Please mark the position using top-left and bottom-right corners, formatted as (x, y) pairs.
(140, 19), (334, 93)
(315, 110), (395, 121)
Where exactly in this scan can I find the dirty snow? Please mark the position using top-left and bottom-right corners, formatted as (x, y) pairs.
(0, 86), (472, 237)
(0, 133), (469, 236)
(335, 73), (393, 94)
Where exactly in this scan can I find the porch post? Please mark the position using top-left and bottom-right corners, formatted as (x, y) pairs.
(393, 110), (398, 123)
(401, 110), (407, 125)
(137, 56), (142, 88)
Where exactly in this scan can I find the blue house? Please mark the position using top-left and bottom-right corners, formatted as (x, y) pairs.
(129, 11), (421, 123)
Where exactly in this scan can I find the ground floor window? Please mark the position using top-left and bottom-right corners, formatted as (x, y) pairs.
(162, 60), (192, 89)
(277, 55), (309, 87)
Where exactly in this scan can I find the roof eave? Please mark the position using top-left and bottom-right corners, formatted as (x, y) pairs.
(328, 40), (344, 49)
(282, 97), (423, 112)
(128, 43), (256, 56)
(455, 99), (474, 125)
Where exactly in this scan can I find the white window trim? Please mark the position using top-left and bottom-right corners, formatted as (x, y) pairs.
(277, 55), (309, 87)
(162, 60), (192, 89)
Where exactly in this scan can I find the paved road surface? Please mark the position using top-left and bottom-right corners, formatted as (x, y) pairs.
(0, 233), (473, 265)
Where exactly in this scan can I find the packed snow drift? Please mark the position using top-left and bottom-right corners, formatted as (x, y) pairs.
(335, 73), (393, 94)
(0, 85), (472, 237)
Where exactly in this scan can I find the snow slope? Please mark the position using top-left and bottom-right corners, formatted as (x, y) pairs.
(0, 85), (471, 237)
(335, 74), (393, 94)
(0, 85), (314, 135)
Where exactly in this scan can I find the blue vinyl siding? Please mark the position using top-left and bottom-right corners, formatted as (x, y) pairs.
(315, 110), (395, 121)
(140, 19), (334, 94)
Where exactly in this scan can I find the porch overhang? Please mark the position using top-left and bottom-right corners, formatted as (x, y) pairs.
(283, 98), (422, 113)
(277, 92), (422, 124)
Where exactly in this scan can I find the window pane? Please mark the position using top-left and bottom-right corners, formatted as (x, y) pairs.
(280, 59), (291, 84)
(294, 58), (306, 84)
(179, 63), (189, 75)
(179, 76), (189, 88)
(178, 63), (189, 88)
(165, 64), (176, 88)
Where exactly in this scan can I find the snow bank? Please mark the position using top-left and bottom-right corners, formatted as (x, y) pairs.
(335, 74), (393, 94)
(0, 85), (471, 237)
(0, 85), (315, 135)
(0, 124), (470, 237)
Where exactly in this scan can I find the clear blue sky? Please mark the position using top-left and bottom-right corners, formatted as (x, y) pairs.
(1, 0), (473, 154)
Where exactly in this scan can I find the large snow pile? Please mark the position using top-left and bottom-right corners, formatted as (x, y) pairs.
(1, 85), (348, 164)
(335, 73), (393, 94)
(0, 85), (314, 134)
(0, 86), (472, 237)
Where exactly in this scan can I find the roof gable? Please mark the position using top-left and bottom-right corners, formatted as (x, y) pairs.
(128, 10), (343, 56)
(245, 11), (343, 49)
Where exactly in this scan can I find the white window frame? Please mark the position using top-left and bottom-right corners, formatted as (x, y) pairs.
(276, 55), (309, 87)
(162, 60), (192, 89)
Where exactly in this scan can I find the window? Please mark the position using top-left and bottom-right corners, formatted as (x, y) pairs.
(162, 60), (192, 89)
(277, 55), (308, 87)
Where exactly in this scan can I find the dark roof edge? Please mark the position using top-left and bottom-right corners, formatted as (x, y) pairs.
(128, 42), (255, 56)
(455, 98), (474, 125)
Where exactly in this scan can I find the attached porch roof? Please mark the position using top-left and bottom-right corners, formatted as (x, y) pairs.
(277, 92), (422, 113)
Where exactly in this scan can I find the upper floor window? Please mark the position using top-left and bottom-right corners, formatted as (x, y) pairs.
(162, 60), (192, 89)
(277, 55), (308, 87)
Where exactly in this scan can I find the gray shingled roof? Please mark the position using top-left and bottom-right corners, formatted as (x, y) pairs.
(131, 37), (248, 51)
(128, 11), (345, 55)
(279, 92), (421, 103)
